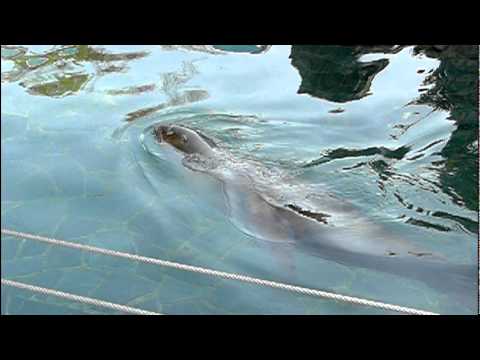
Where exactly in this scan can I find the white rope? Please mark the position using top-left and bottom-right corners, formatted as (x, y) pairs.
(1, 228), (439, 315)
(1, 278), (161, 315)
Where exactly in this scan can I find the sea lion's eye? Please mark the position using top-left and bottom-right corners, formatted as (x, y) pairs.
(166, 130), (175, 136)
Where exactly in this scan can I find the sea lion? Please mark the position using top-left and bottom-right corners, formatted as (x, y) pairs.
(153, 123), (476, 309)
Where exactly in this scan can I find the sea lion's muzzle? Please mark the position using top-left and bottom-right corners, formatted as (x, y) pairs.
(153, 124), (217, 158)
(154, 125), (191, 153)
(153, 125), (171, 142)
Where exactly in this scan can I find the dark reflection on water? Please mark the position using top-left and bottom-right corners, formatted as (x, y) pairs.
(290, 45), (403, 102)
(291, 44), (479, 217)
(303, 145), (411, 168)
(413, 46), (478, 212)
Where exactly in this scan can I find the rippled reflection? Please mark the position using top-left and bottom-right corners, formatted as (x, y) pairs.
(1, 45), (149, 96)
(125, 60), (209, 122)
(290, 45), (478, 229)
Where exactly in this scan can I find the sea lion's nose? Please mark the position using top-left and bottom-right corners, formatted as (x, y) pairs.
(153, 128), (162, 141)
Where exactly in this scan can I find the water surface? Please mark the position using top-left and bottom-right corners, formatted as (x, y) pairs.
(1, 45), (478, 314)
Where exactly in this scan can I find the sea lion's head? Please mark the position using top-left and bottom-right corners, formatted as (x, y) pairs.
(154, 124), (216, 156)
(155, 125), (190, 152)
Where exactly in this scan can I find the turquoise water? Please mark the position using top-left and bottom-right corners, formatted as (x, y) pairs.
(1, 45), (478, 314)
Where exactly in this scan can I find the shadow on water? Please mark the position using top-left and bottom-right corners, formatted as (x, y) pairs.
(290, 45), (479, 232)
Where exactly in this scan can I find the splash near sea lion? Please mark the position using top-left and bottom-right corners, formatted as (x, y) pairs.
(153, 123), (476, 310)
